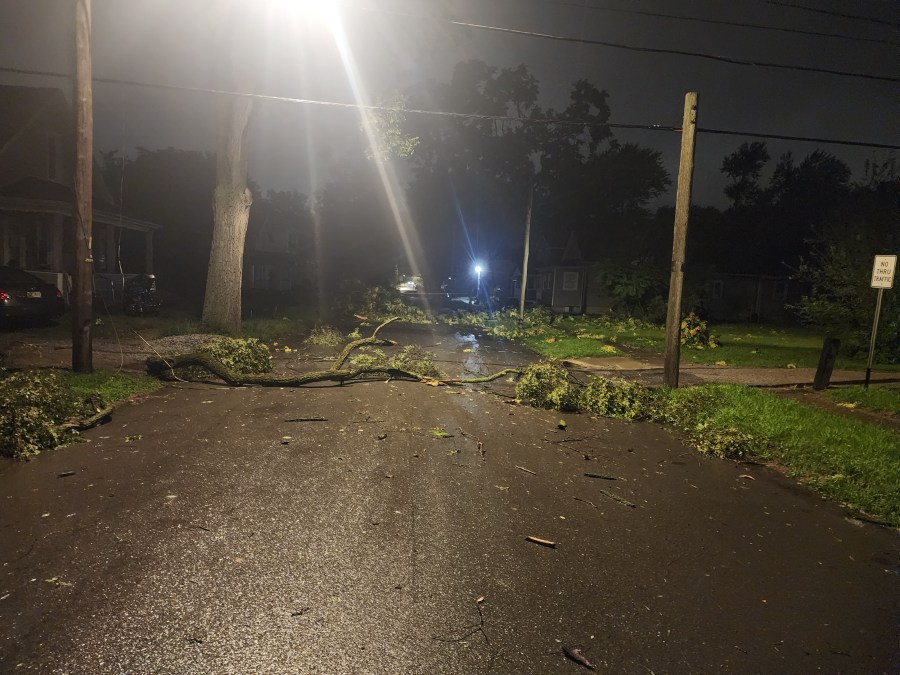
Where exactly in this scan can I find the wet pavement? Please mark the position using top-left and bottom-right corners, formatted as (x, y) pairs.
(1, 323), (898, 674)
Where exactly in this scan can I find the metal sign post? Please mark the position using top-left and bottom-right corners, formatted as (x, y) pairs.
(865, 254), (896, 388)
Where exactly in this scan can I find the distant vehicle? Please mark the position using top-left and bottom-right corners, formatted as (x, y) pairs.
(396, 276), (422, 294)
(123, 274), (160, 316)
(0, 266), (65, 324)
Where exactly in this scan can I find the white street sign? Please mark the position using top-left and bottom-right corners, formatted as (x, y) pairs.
(870, 255), (896, 289)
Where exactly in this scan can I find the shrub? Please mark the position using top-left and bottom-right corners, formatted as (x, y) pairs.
(680, 312), (718, 349)
(198, 337), (272, 374)
(689, 426), (757, 460)
(515, 361), (579, 411)
(579, 376), (657, 421)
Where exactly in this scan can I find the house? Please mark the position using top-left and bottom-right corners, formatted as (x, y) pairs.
(515, 231), (600, 314)
(0, 85), (161, 306)
(704, 273), (806, 323)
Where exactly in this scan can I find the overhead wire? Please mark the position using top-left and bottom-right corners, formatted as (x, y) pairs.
(763, 1), (898, 28)
(1, 66), (896, 151)
(439, 19), (897, 83)
(510, 0), (894, 45)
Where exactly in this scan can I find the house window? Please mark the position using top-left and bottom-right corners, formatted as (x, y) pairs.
(712, 280), (724, 300)
(543, 274), (552, 290)
(562, 271), (580, 292)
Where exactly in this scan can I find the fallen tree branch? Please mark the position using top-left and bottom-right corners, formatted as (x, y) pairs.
(145, 318), (521, 389)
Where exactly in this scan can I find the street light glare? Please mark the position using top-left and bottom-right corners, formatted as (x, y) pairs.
(271, 0), (341, 24)
(474, 264), (483, 275)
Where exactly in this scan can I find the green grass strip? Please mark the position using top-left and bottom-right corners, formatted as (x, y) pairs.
(826, 384), (900, 416)
(666, 384), (900, 526)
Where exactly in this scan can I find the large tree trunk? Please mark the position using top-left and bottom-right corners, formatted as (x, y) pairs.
(202, 95), (253, 333)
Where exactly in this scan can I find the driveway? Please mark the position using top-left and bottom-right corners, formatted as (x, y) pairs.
(1, 323), (898, 673)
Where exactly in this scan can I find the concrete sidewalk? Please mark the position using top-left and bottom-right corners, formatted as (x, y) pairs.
(565, 354), (900, 389)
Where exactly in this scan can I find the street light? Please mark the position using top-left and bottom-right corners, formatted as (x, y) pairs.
(473, 263), (484, 305)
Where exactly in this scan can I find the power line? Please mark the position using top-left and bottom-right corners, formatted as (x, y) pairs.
(443, 19), (898, 83)
(696, 127), (899, 150)
(526, 0), (893, 45)
(2, 65), (897, 150)
(764, 1), (898, 28)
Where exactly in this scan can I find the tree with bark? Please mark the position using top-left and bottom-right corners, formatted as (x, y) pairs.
(202, 96), (254, 332)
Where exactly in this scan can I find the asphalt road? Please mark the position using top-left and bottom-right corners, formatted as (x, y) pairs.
(1, 324), (897, 674)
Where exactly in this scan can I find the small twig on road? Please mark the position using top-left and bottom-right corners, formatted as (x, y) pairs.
(525, 535), (557, 548)
(597, 489), (637, 508)
(515, 465), (536, 475)
(584, 472), (625, 481)
(285, 416), (328, 422)
(573, 496), (598, 509)
(456, 428), (485, 460)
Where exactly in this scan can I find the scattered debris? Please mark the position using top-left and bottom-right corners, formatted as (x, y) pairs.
(526, 535), (557, 548)
(377, 433), (388, 440)
(516, 465), (537, 475)
(285, 416), (327, 422)
(558, 419), (568, 430)
(563, 645), (596, 670)
(281, 436), (292, 445)
(291, 607), (311, 617)
(573, 496), (597, 509)
(584, 472), (622, 481)
(495, 485), (509, 491)
(476, 595), (486, 604)
(429, 428), (453, 439)
(57, 471), (76, 478)
(44, 576), (73, 588)
(124, 434), (142, 443)
(597, 489), (636, 508)
(738, 474), (756, 480)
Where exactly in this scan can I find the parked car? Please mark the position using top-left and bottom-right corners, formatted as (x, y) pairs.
(0, 266), (65, 324)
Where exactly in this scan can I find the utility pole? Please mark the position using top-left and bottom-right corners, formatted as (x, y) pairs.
(663, 92), (699, 388)
(72, 0), (93, 373)
(518, 184), (534, 320)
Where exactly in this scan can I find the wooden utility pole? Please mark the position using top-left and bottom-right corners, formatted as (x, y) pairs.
(72, 0), (93, 373)
(663, 92), (699, 388)
(518, 184), (534, 319)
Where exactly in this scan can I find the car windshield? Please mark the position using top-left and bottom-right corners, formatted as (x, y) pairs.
(0, 267), (44, 285)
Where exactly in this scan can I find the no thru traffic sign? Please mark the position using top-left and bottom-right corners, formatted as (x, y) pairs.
(870, 255), (896, 289)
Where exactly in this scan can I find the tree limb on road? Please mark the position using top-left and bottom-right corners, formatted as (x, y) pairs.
(145, 317), (522, 387)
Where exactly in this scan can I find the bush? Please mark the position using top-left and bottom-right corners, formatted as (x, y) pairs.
(579, 376), (657, 421)
(515, 361), (580, 411)
(0, 370), (101, 459)
(197, 337), (272, 374)
(680, 312), (718, 349)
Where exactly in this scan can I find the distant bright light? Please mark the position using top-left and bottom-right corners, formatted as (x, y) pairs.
(474, 264), (483, 276)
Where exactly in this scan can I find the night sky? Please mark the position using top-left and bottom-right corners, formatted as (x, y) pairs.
(0, 0), (896, 207)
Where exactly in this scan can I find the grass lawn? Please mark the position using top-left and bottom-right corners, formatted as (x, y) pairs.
(662, 384), (900, 526)
(517, 316), (900, 372)
(826, 384), (900, 416)
(55, 369), (162, 403)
